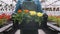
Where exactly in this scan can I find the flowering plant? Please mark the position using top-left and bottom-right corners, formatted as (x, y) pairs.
(12, 10), (29, 24)
(12, 10), (43, 25)
(0, 13), (11, 26)
(29, 11), (43, 25)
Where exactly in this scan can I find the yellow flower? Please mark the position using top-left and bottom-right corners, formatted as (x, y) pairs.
(37, 12), (43, 17)
(29, 11), (36, 16)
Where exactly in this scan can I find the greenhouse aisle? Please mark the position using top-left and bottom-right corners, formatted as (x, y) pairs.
(0, 27), (58, 34)
(6, 28), (58, 34)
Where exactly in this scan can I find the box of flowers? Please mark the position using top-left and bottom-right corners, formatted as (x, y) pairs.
(12, 9), (43, 29)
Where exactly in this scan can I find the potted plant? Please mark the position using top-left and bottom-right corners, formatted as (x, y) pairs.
(12, 10), (28, 29)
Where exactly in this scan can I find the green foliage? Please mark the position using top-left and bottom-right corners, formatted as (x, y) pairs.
(56, 18), (60, 26)
(48, 16), (57, 22)
(12, 10), (43, 25)
(48, 16), (60, 27)
(0, 19), (7, 26)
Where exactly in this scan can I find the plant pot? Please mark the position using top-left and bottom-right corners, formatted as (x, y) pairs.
(20, 19), (39, 34)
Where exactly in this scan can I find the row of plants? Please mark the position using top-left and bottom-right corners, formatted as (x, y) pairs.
(12, 10), (43, 25)
(0, 13), (11, 27)
(48, 16), (60, 27)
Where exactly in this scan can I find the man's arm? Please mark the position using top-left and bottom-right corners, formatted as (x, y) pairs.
(15, 0), (21, 13)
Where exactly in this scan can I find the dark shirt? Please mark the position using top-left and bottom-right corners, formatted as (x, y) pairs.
(15, 0), (43, 13)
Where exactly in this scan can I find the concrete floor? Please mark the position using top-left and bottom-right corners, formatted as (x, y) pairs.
(38, 29), (45, 34)
(15, 29), (20, 34)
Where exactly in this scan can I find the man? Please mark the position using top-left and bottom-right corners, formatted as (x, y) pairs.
(15, 0), (43, 13)
(14, 0), (43, 34)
